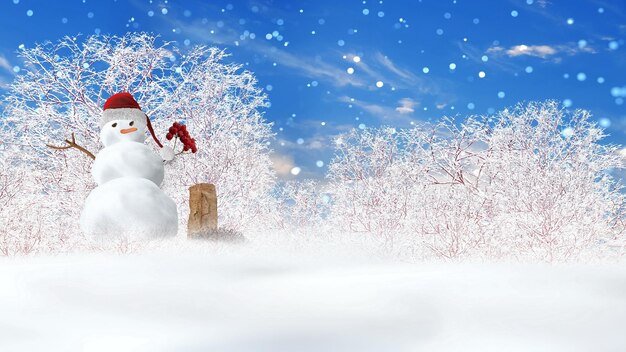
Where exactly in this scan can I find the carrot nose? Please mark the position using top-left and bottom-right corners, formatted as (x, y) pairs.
(120, 127), (138, 134)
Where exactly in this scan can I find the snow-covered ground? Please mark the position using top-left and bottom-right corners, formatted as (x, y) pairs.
(1, 244), (625, 352)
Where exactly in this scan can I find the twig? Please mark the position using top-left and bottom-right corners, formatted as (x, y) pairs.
(46, 133), (96, 160)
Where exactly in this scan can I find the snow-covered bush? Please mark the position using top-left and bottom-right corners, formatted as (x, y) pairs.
(0, 32), (275, 253)
(326, 128), (415, 249)
(478, 102), (626, 260)
(273, 180), (331, 231)
(0, 157), (37, 255)
(0, 136), (77, 255)
(326, 102), (626, 261)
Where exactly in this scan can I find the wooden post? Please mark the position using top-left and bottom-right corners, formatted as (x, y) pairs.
(188, 183), (218, 238)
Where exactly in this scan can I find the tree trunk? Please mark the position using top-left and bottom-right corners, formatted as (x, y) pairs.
(188, 183), (218, 238)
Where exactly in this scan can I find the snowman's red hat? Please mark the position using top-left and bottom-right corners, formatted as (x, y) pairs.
(102, 92), (163, 148)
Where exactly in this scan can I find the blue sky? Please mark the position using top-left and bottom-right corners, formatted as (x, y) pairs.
(0, 0), (624, 178)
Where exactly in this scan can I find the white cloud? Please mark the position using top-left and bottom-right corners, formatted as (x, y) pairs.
(353, 52), (443, 95)
(0, 54), (17, 88)
(395, 98), (417, 114)
(488, 43), (596, 59)
(374, 53), (419, 83)
(536, 0), (550, 8)
(161, 16), (367, 88)
(505, 45), (557, 58)
(339, 96), (417, 126)
(261, 47), (367, 88)
(0, 55), (14, 74)
(270, 153), (295, 178)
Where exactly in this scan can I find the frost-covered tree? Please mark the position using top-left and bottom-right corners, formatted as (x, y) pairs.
(0, 119), (81, 254)
(327, 127), (415, 249)
(0, 33), (275, 253)
(326, 102), (626, 261)
(477, 102), (626, 260)
(273, 180), (331, 231)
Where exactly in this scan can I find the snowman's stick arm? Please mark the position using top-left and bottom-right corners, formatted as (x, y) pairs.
(46, 133), (96, 160)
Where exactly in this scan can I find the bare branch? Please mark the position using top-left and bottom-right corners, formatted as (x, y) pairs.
(46, 133), (95, 160)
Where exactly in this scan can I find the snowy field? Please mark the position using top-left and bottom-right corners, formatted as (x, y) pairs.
(1, 243), (625, 352)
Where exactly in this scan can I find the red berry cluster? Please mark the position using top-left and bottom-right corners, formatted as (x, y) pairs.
(165, 122), (197, 153)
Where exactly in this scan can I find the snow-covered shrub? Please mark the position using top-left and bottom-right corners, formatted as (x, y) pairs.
(326, 101), (626, 261)
(478, 102), (626, 260)
(0, 32), (275, 253)
(327, 128), (414, 250)
(0, 159), (39, 256)
(0, 134), (78, 255)
(273, 180), (331, 232)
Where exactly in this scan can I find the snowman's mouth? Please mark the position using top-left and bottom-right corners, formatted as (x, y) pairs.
(120, 127), (138, 134)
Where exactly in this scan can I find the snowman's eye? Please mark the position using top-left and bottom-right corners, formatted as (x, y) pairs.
(129, 121), (134, 126)
(112, 123), (117, 128)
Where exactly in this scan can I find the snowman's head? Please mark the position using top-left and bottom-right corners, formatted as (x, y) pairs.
(100, 119), (147, 147)
(100, 92), (164, 149)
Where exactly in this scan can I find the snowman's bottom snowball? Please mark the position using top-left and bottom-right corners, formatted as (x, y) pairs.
(80, 177), (178, 240)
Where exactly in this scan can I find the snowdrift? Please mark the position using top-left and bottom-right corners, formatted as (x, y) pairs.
(1, 248), (624, 352)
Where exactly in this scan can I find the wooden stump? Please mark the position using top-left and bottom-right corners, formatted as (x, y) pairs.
(188, 183), (218, 238)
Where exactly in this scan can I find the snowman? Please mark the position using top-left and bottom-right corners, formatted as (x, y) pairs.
(80, 92), (178, 239)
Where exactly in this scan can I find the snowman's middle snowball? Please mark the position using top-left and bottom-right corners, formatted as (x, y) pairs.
(92, 141), (165, 186)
